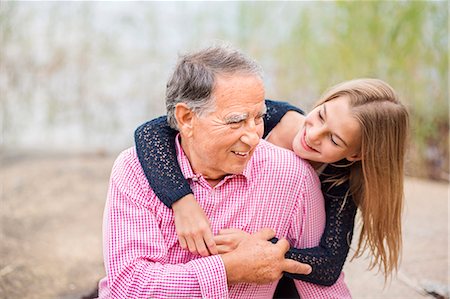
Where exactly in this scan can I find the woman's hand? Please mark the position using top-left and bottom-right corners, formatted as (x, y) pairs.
(214, 228), (251, 254)
(220, 228), (312, 284)
(172, 194), (218, 257)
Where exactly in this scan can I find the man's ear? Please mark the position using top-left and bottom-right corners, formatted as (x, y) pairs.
(346, 152), (362, 162)
(175, 103), (195, 137)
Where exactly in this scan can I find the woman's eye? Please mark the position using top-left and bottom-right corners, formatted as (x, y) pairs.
(318, 111), (324, 121)
(330, 136), (339, 146)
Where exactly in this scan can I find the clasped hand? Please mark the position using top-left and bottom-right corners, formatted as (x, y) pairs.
(172, 194), (312, 283)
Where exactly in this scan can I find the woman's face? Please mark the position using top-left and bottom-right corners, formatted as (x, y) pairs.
(292, 95), (362, 164)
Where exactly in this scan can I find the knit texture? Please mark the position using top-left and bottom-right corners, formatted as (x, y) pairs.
(134, 99), (356, 286)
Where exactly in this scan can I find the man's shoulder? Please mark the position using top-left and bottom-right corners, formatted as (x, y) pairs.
(255, 140), (311, 167)
(254, 140), (317, 180)
(110, 147), (156, 205)
(113, 147), (141, 173)
(251, 141), (322, 204)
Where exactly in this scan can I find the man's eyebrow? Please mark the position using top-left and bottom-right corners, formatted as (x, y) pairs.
(323, 103), (348, 147)
(225, 105), (266, 123)
(225, 113), (248, 123)
(259, 105), (267, 115)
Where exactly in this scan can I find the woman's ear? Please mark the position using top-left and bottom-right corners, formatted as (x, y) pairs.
(346, 152), (362, 162)
(174, 103), (194, 137)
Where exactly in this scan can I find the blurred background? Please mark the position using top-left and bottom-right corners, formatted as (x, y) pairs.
(0, 2), (448, 299)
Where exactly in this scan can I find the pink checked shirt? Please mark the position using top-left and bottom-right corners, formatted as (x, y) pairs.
(98, 138), (351, 298)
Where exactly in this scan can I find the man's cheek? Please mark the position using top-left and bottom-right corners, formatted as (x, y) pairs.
(257, 127), (264, 138)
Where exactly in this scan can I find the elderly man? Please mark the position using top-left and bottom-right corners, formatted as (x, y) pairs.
(98, 46), (350, 298)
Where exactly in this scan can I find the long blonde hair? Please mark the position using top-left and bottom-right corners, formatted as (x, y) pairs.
(317, 79), (409, 279)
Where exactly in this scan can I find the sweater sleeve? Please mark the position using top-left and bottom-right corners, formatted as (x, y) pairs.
(134, 116), (192, 207)
(283, 164), (358, 286)
(263, 99), (305, 138)
(134, 100), (303, 208)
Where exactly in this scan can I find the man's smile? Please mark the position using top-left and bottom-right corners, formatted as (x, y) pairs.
(232, 150), (250, 157)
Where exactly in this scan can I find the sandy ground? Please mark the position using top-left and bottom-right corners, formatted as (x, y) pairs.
(0, 153), (448, 299)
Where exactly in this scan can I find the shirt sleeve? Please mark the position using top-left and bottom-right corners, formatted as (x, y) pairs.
(287, 164), (352, 298)
(103, 150), (229, 299)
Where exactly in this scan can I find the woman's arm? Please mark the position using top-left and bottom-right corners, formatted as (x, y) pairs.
(262, 99), (305, 139)
(265, 110), (304, 150)
(135, 101), (358, 286)
(283, 166), (358, 285)
(135, 116), (216, 256)
(215, 166), (358, 286)
(134, 116), (190, 207)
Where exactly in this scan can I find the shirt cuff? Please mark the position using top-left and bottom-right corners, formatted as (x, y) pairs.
(189, 255), (229, 299)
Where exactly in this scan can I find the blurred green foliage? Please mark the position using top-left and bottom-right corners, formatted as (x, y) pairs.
(1, 1), (448, 180)
(237, 1), (448, 180)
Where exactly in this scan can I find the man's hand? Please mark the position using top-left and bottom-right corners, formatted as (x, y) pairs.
(172, 194), (218, 256)
(214, 228), (250, 253)
(220, 228), (312, 285)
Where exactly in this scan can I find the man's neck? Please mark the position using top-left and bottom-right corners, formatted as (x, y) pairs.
(179, 135), (226, 187)
(204, 178), (222, 187)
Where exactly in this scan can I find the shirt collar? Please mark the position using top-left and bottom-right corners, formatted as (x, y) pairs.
(175, 134), (253, 183)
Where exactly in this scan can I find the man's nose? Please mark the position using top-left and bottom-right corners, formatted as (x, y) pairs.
(240, 121), (261, 148)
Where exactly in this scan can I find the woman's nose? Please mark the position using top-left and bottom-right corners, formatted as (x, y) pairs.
(308, 125), (324, 144)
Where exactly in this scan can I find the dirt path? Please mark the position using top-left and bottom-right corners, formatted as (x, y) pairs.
(0, 154), (448, 299)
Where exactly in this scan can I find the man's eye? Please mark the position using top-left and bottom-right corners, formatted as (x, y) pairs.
(228, 120), (243, 128)
(255, 114), (265, 124)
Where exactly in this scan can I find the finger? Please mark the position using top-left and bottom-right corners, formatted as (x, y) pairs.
(282, 259), (312, 275)
(203, 230), (218, 255)
(252, 228), (276, 240)
(218, 228), (244, 235)
(216, 244), (233, 254)
(274, 238), (290, 253)
(178, 235), (187, 250)
(194, 234), (209, 257)
(213, 234), (230, 245)
(185, 237), (198, 255)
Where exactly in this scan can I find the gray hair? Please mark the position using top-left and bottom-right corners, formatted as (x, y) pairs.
(166, 45), (264, 129)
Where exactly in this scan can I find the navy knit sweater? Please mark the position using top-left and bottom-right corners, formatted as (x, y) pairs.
(134, 99), (357, 286)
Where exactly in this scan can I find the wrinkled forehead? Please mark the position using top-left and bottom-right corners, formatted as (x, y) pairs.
(212, 74), (265, 109)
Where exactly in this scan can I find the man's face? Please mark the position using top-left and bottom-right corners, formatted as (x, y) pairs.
(183, 74), (266, 183)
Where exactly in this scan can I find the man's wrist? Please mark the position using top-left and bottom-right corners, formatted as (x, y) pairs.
(220, 253), (243, 284)
(189, 255), (229, 298)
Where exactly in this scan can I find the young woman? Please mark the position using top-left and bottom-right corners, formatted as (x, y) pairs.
(134, 78), (409, 288)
